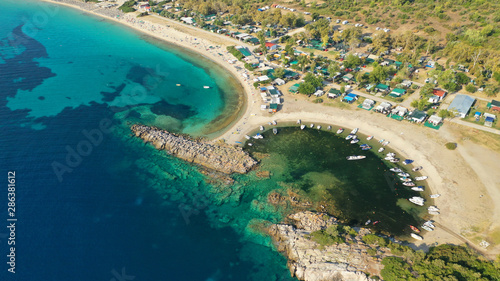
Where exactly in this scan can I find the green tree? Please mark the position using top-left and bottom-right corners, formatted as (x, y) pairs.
(438, 109), (450, 119)
(274, 68), (285, 79)
(465, 84), (477, 93)
(304, 72), (323, 88)
(257, 31), (267, 54)
(298, 55), (309, 72)
(298, 82), (315, 95)
(343, 54), (362, 69)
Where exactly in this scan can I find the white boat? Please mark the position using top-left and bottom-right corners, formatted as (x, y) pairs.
(421, 225), (434, 232)
(423, 220), (435, 228)
(245, 135), (251, 140)
(260, 126), (264, 131)
(317, 125), (321, 130)
(300, 125), (306, 130)
(346, 134), (354, 140)
(351, 128), (359, 134)
(365, 219), (371, 225)
(428, 210), (440, 215)
(390, 168), (402, 173)
(272, 120), (277, 125)
(390, 158), (400, 163)
(350, 139), (360, 144)
(409, 196), (425, 206)
(378, 147), (385, 152)
(428, 206), (440, 211)
(203, 86), (210, 89)
(412, 166), (423, 172)
(310, 124), (314, 128)
(248, 143), (253, 146)
(386, 153), (396, 157)
(327, 125), (332, 130)
(268, 122), (272, 125)
(352, 135), (358, 140)
(347, 155), (366, 160)
(297, 119), (301, 124)
(367, 136), (374, 140)
(411, 233), (423, 240)
(430, 194), (441, 198)
(382, 141), (390, 146)
(379, 139), (385, 143)
(384, 156), (394, 160)
(403, 181), (415, 187)
(412, 186), (424, 192)
(337, 128), (344, 134)
(400, 177), (412, 182)
(415, 176), (428, 181)
(253, 134), (263, 139)
(273, 128), (278, 135)
(398, 172), (410, 177)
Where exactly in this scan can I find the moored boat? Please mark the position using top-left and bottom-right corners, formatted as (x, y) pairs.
(361, 146), (372, 151)
(423, 220), (435, 228)
(310, 124), (314, 128)
(409, 196), (425, 205)
(386, 152), (396, 157)
(317, 125), (321, 130)
(337, 128), (344, 134)
(384, 156), (394, 160)
(367, 136), (374, 140)
(297, 119), (301, 124)
(260, 126), (264, 131)
(412, 166), (423, 172)
(428, 205), (440, 211)
(300, 125), (306, 130)
(400, 177), (412, 182)
(390, 168), (402, 173)
(253, 133), (264, 139)
(428, 210), (440, 215)
(327, 125), (332, 130)
(410, 225), (420, 233)
(390, 158), (400, 163)
(203, 86), (210, 89)
(347, 155), (366, 160)
(382, 141), (390, 146)
(273, 128), (278, 135)
(350, 139), (360, 144)
(411, 233), (423, 240)
(421, 225), (434, 232)
(379, 139), (385, 143)
(412, 186), (425, 192)
(351, 128), (359, 134)
(365, 219), (371, 225)
(346, 134), (354, 140)
(378, 147), (385, 152)
(430, 194), (441, 198)
(245, 135), (251, 140)
(398, 172), (410, 177)
(403, 181), (416, 187)
(415, 176), (428, 181)
(272, 120), (277, 125)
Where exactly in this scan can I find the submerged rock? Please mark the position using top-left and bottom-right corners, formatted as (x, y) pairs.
(131, 124), (257, 174)
(268, 211), (384, 281)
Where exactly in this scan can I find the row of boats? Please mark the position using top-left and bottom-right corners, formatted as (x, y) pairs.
(409, 220), (437, 240)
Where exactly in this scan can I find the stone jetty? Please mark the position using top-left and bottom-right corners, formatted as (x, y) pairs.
(131, 125), (257, 174)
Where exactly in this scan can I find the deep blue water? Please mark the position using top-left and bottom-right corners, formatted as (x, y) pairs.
(0, 1), (293, 280)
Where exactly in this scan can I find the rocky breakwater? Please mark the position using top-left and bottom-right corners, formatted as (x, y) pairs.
(131, 125), (257, 174)
(268, 211), (384, 281)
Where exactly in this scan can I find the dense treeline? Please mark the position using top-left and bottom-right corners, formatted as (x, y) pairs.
(381, 244), (500, 280)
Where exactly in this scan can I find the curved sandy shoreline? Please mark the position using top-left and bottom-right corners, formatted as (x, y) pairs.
(39, 0), (500, 258)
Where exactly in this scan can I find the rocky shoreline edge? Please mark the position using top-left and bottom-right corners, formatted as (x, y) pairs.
(268, 211), (391, 281)
(131, 124), (257, 174)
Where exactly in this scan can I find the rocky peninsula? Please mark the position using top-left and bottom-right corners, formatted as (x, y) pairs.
(131, 124), (257, 174)
(268, 211), (391, 281)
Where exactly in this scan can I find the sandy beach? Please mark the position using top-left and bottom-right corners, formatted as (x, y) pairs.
(40, 0), (500, 258)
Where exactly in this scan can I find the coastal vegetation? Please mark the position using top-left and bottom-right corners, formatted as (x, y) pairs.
(118, 0), (136, 13)
(381, 244), (500, 280)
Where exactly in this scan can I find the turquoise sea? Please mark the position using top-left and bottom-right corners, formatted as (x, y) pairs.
(0, 1), (426, 280)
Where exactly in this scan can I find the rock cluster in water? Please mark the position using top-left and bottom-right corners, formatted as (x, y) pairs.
(268, 211), (385, 281)
(131, 125), (257, 174)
